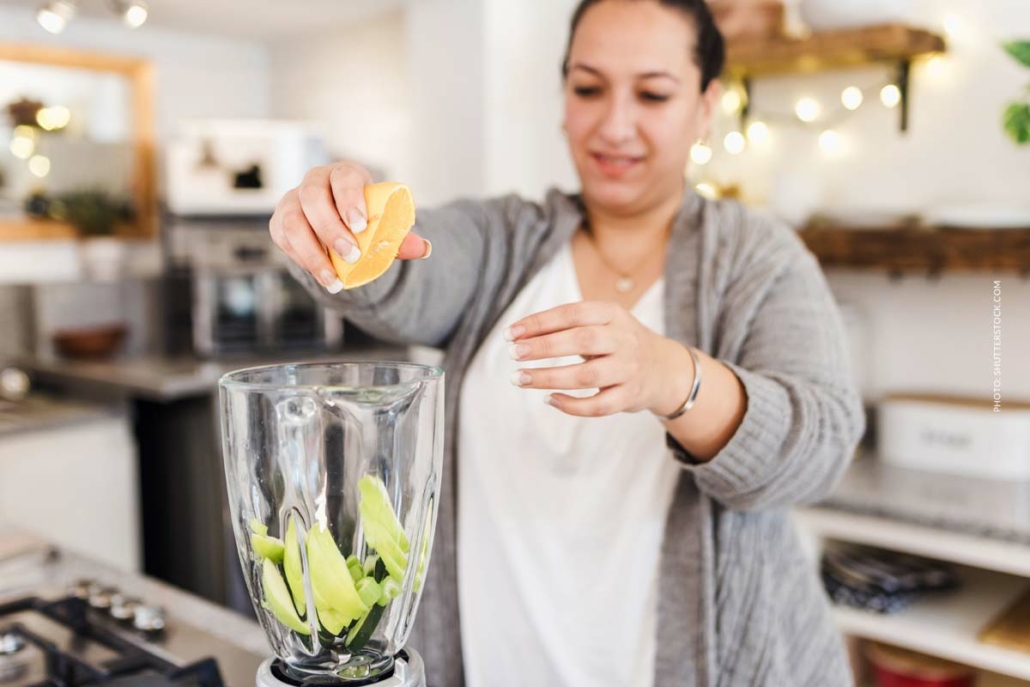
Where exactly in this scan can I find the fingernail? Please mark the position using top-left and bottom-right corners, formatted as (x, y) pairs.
(321, 269), (345, 294)
(504, 325), (525, 342)
(510, 371), (531, 387)
(419, 239), (433, 260)
(509, 343), (528, 360)
(346, 209), (367, 234)
(545, 394), (558, 407)
(334, 239), (361, 264)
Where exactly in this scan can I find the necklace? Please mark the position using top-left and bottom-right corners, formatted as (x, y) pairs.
(581, 227), (660, 294)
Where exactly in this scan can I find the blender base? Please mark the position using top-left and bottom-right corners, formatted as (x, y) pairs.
(256, 651), (425, 687)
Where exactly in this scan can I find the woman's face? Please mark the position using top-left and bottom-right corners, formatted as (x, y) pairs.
(563, 0), (719, 215)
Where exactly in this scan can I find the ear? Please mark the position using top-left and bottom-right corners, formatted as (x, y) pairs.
(695, 78), (722, 142)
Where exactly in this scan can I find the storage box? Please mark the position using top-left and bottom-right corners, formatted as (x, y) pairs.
(878, 394), (1030, 480)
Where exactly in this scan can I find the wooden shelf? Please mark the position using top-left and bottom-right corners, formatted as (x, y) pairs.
(726, 23), (945, 78)
(0, 218), (77, 242)
(796, 225), (1030, 275)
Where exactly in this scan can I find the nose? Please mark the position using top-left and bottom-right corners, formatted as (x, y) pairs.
(597, 92), (636, 146)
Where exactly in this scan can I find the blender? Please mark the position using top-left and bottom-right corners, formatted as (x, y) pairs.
(219, 362), (444, 687)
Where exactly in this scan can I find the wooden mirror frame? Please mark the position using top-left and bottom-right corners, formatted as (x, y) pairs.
(0, 43), (156, 240)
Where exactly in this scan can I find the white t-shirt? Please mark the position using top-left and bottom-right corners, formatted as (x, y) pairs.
(457, 242), (681, 687)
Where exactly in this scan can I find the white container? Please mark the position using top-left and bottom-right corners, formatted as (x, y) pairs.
(878, 394), (1030, 480)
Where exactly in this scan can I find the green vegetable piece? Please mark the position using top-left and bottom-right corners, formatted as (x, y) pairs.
(362, 517), (407, 582)
(358, 475), (411, 553)
(261, 559), (310, 635)
(362, 555), (379, 577)
(305, 526), (369, 623)
(283, 517), (306, 616)
(377, 577), (401, 607)
(344, 603), (386, 651)
(355, 577), (381, 608)
(346, 555), (364, 584)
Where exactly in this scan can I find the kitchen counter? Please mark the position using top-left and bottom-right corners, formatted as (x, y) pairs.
(0, 393), (120, 437)
(21, 346), (411, 402)
(0, 526), (268, 685)
(818, 450), (1030, 544)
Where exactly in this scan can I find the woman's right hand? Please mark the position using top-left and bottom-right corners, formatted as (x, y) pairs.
(269, 161), (430, 293)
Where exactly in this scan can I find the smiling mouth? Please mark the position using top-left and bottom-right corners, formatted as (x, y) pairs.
(590, 152), (644, 167)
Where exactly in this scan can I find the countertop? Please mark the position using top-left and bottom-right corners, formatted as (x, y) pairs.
(0, 526), (268, 686)
(0, 394), (121, 437)
(818, 450), (1030, 544)
(21, 346), (411, 402)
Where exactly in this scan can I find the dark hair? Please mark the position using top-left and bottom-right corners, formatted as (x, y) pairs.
(561, 0), (725, 92)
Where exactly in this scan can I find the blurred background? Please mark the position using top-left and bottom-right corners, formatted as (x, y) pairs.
(0, 1), (1028, 685)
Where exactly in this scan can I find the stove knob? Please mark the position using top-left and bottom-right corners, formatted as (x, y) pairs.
(69, 579), (96, 600)
(133, 605), (166, 633)
(88, 586), (119, 610)
(109, 594), (142, 621)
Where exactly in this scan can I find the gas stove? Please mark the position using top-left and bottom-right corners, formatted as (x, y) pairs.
(0, 577), (263, 687)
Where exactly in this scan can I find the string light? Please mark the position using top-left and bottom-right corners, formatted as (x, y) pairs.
(925, 54), (947, 78)
(10, 137), (34, 160)
(746, 120), (769, 144)
(690, 142), (713, 165)
(841, 86), (863, 111)
(794, 97), (820, 123)
(721, 89), (742, 115)
(724, 131), (746, 155)
(818, 129), (841, 154)
(28, 155), (51, 178)
(36, 106), (71, 131)
(880, 84), (901, 108)
(36, 0), (74, 34)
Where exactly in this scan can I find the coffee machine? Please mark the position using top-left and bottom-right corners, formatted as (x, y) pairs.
(219, 362), (444, 686)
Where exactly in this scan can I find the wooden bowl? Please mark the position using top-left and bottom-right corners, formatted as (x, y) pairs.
(52, 324), (127, 360)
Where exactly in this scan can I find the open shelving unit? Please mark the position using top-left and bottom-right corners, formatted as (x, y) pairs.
(724, 23), (947, 132)
(795, 507), (1030, 683)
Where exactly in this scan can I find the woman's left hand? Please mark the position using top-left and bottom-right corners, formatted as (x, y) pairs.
(506, 301), (690, 417)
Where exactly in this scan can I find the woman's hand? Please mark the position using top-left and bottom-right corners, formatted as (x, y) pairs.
(506, 301), (695, 417)
(269, 161), (430, 293)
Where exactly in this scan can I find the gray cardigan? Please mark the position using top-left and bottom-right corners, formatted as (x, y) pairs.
(291, 189), (865, 687)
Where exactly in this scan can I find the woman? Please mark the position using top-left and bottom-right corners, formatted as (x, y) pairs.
(270, 0), (865, 685)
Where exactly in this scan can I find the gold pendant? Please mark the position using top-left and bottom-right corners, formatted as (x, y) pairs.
(615, 276), (634, 293)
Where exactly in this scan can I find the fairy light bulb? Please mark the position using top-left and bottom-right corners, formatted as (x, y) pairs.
(29, 155), (51, 178)
(690, 142), (713, 165)
(746, 120), (769, 144)
(794, 97), (820, 123)
(695, 182), (719, 199)
(721, 89), (742, 115)
(841, 86), (863, 111)
(880, 84), (901, 108)
(723, 131), (746, 155)
(818, 129), (841, 155)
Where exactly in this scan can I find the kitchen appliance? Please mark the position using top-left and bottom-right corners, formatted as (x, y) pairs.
(0, 579), (265, 687)
(164, 220), (343, 357)
(166, 121), (328, 217)
(219, 362), (444, 687)
(878, 394), (1030, 480)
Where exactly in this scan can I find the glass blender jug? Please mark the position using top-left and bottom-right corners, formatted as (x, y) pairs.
(219, 362), (444, 686)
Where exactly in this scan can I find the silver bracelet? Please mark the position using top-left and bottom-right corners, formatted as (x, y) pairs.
(656, 345), (702, 421)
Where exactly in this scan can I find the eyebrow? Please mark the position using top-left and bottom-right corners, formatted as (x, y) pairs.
(569, 63), (681, 83)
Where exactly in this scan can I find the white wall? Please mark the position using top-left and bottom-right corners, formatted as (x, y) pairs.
(267, 10), (412, 183)
(0, 6), (270, 141)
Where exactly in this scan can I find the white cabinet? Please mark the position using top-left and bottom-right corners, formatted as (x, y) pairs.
(0, 415), (141, 571)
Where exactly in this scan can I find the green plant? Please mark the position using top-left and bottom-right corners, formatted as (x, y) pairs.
(1003, 41), (1030, 145)
(47, 189), (133, 237)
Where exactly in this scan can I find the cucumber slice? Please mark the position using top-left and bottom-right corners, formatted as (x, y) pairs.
(357, 476), (411, 553)
(305, 526), (369, 622)
(362, 517), (407, 582)
(261, 559), (310, 635)
(343, 603), (386, 651)
(355, 577), (381, 608)
(346, 555), (364, 584)
(249, 519), (286, 563)
(283, 517), (306, 616)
